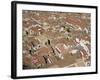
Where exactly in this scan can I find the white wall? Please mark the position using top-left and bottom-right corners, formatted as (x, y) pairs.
(0, 0), (99, 80)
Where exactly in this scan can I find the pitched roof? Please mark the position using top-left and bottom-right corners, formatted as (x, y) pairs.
(66, 17), (88, 28)
(35, 46), (53, 56)
(55, 43), (68, 54)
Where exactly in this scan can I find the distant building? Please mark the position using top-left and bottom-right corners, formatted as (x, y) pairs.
(54, 43), (69, 59)
(29, 27), (45, 36)
(55, 43), (68, 54)
(66, 16), (88, 29)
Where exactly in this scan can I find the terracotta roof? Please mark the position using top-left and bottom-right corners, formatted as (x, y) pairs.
(35, 47), (53, 56)
(26, 37), (40, 47)
(66, 17), (88, 28)
(23, 19), (35, 28)
(53, 38), (75, 46)
(32, 54), (45, 64)
(55, 43), (68, 54)
(23, 53), (32, 66)
(29, 26), (45, 34)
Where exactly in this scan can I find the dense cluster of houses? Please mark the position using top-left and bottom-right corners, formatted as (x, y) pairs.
(22, 10), (91, 69)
